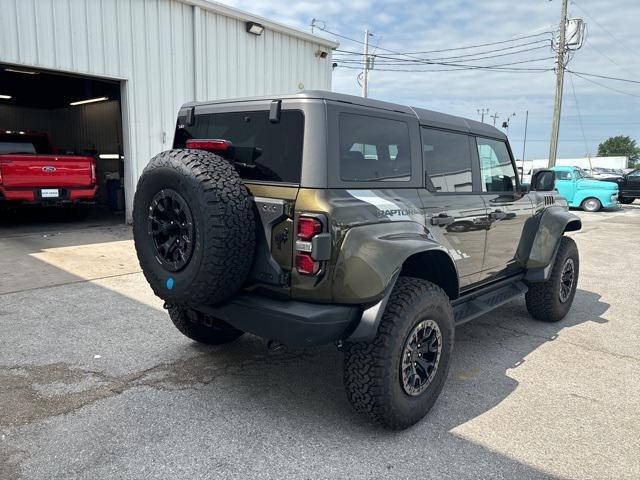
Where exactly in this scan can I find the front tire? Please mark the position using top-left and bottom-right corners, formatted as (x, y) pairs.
(619, 196), (635, 205)
(526, 236), (579, 322)
(343, 277), (454, 429)
(168, 305), (244, 345)
(581, 197), (602, 212)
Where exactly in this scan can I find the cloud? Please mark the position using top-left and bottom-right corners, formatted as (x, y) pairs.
(215, 0), (640, 159)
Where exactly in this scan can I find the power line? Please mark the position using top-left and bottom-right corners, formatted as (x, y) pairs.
(319, 25), (552, 54)
(583, 38), (640, 79)
(336, 57), (554, 73)
(571, 71), (640, 98)
(334, 38), (551, 63)
(335, 44), (551, 66)
(570, 1), (640, 61)
(569, 73), (591, 155)
(401, 32), (553, 54)
(317, 25), (550, 66)
(565, 70), (640, 85)
(333, 49), (555, 71)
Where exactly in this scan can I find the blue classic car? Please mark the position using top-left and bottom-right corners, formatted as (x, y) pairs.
(551, 166), (619, 212)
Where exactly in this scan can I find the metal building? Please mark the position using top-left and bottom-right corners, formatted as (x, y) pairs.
(0, 0), (336, 221)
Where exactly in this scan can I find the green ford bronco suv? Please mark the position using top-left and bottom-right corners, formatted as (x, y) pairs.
(133, 91), (582, 429)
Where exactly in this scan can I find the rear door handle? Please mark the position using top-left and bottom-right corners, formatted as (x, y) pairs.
(430, 214), (455, 226)
(490, 210), (508, 220)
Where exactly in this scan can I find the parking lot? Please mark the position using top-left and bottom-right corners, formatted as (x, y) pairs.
(1, 206), (639, 480)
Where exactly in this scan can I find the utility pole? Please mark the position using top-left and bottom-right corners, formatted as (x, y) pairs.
(548, 0), (569, 167)
(477, 108), (489, 123)
(361, 29), (370, 98)
(521, 110), (529, 183)
(490, 112), (499, 126)
(502, 112), (516, 136)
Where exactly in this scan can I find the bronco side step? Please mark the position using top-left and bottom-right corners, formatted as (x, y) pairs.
(452, 280), (528, 326)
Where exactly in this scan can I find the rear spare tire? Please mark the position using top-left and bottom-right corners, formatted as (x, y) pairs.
(133, 149), (255, 307)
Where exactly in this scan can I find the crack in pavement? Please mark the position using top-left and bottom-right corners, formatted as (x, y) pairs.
(473, 320), (640, 364)
(0, 271), (143, 297)
(0, 347), (313, 428)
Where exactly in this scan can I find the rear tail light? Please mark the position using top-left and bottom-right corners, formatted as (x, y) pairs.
(295, 215), (328, 276)
(90, 163), (97, 185)
(296, 252), (319, 275)
(297, 216), (322, 240)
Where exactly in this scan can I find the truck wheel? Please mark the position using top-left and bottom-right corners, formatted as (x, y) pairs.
(343, 277), (454, 429)
(168, 305), (244, 345)
(581, 197), (601, 212)
(133, 149), (255, 307)
(619, 196), (634, 205)
(525, 236), (579, 322)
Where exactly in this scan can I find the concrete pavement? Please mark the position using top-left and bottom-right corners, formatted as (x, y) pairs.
(1, 205), (639, 479)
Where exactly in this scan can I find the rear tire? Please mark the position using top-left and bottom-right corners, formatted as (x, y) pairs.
(526, 236), (579, 322)
(343, 277), (454, 429)
(581, 197), (602, 212)
(619, 196), (635, 205)
(168, 305), (244, 345)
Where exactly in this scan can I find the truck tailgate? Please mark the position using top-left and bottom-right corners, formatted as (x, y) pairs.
(0, 154), (94, 188)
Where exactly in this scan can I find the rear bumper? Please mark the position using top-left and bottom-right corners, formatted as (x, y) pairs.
(196, 294), (362, 347)
(0, 186), (97, 203)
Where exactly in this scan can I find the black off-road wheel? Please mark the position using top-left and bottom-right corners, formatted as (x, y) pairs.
(343, 277), (454, 430)
(619, 196), (635, 205)
(168, 305), (244, 345)
(526, 236), (579, 322)
(133, 149), (255, 307)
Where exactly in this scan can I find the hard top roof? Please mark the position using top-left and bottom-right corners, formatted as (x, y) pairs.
(186, 90), (507, 139)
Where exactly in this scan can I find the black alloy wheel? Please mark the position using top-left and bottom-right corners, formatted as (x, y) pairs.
(559, 258), (575, 303)
(401, 319), (443, 396)
(147, 189), (195, 272)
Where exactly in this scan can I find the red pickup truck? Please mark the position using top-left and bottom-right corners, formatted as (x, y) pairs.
(0, 131), (97, 206)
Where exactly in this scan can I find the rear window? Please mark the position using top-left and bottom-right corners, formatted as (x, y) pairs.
(177, 110), (304, 183)
(0, 133), (53, 154)
(339, 113), (411, 182)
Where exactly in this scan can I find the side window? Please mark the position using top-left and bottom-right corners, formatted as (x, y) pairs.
(476, 137), (516, 192)
(629, 170), (640, 177)
(421, 128), (473, 193)
(339, 113), (411, 182)
(555, 170), (573, 180)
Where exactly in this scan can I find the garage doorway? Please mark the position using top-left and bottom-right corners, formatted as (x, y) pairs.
(0, 64), (126, 228)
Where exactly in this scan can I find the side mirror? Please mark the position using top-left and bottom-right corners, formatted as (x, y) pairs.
(531, 169), (556, 191)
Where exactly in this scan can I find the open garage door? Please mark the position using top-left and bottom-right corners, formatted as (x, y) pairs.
(0, 64), (126, 227)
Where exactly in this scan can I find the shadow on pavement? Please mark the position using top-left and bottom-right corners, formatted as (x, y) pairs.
(0, 217), (612, 479)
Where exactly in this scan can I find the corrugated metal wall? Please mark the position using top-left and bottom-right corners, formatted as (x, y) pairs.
(0, 0), (334, 220)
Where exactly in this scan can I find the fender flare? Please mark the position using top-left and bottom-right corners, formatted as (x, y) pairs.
(332, 221), (458, 304)
(335, 221), (459, 342)
(523, 207), (581, 282)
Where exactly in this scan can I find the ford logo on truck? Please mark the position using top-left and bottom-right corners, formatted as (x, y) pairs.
(42, 166), (56, 173)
